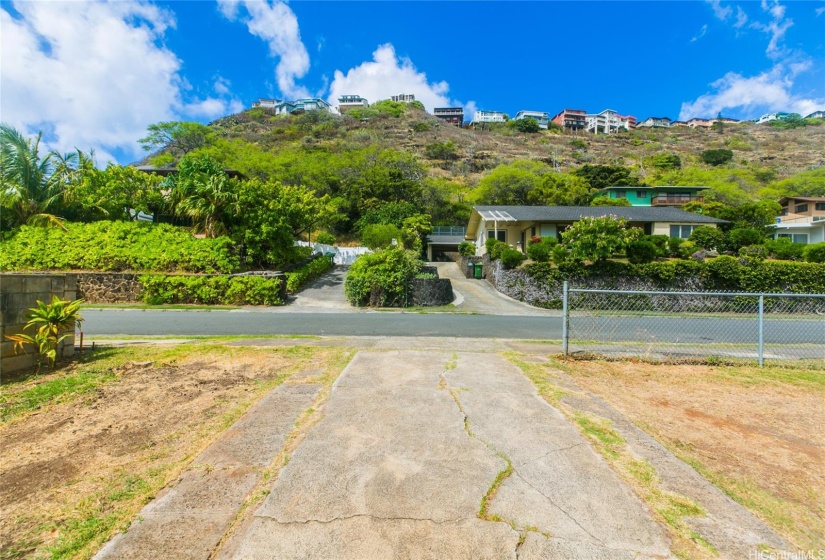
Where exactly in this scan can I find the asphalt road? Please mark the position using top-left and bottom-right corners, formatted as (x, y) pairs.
(81, 309), (824, 346)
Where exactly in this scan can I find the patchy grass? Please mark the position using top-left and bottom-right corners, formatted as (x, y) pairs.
(545, 357), (825, 551)
(0, 341), (352, 560)
(503, 352), (568, 405)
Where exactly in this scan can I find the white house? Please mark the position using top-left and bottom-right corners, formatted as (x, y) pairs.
(513, 110), (550, 129)
(337, 95), (368, 113)
(773, 197), (825, 244)
(473, 111), (508, 124)
(585, 109), (632, 134)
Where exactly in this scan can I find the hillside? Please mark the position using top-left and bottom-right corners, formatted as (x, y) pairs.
(141, 105), (825, 228)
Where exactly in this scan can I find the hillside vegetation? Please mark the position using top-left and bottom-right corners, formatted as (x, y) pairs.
(140, 103), (825, 231)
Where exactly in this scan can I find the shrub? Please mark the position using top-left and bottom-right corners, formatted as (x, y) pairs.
(569, 139), (587, 151)
(667, 237), (685, 257)
(344, 247), (420, 307)
(424, 141), (459, 160)
(626, 240), (659, 264)
(508, 118), (540, 133)
(689, 226), (726, 250)
(485, 237), (501, 254)
(487, 240), (509, 260)
(647, 235), (670, 257)
(727, 228), (765, 251)
(500, 248), (527, 269)
(315, 232), (336, 245)
(803, 242), (825, 263)
(286, 256), (334, 293)
(739, 245), (768, 263)
(526, 237), (557, 262)
(561, 216), (641, 262)
(457, 241), (476, 256)
(764, 238), (805, 261)
(139, 275), (283, 305)
(0, 221), (240, 273)
(700, 149), (733, 166)
(361, 224), (402, 249)
(645, 153), (681, 170)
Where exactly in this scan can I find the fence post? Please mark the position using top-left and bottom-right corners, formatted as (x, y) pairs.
(562, 281), (569, 355)
(757, 294), (764, 367)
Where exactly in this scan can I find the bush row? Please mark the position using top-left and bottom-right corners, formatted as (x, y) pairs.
(0, 221), (240, 273)
(138, 275), (284, 305)
(285, 256), (335, 293)
(344, 247), (421, 307)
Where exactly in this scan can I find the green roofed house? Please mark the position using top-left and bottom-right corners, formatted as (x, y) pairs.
(466, 206), (727, 256)
(594, 185), (709, 207)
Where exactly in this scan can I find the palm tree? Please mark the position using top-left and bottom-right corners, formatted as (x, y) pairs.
(175, 172), (238, 238)
(0, 123), (77, 229)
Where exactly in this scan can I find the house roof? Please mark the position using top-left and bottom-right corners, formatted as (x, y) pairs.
(596, 185), (709, 192)
(778, 196), (825, 204)
(471, 206), (727, 224)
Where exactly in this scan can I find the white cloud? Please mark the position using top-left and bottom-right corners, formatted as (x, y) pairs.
(691, 24), (709, 42)
(217, 0), (310, 99)
(1, 1), (241, 164)
(326, 44), (453, 112)
(707, 0), (733, 21)
(679, 64), (825, 120)
(751, 0), (793, 59)
(734, 6), (749, 28)
(817, 6), (825, 17)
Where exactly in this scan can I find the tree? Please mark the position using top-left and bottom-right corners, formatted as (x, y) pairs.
(66, 162), (164, 221)
(400, 213), (432, 253)
(473, 160), (551, 205)
(139, 121), (213, 157)
(528, 173), (592, 206)
(711, 112), (724, 134)
(166, 155), (238, 238)
(689, 226), (726, 250)
(0, 123), (79, 230)
(700, 149), (733, 166)
(573, 164), (641, 190)
(590, 195), (631, 207)
(645, 153), (681, 170)
(509, 118), (540, 133)
(561, 216), (641, 262)
(361, 224), (402, 249)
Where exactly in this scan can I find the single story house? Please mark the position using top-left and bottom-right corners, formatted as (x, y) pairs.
(466, 206), (727, 255)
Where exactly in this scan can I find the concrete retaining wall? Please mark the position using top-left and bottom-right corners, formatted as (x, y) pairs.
(1, 273), (78, 373)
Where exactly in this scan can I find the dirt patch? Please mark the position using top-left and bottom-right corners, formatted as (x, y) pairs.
(554, 359), (825, 550)
(0, 343), (341, 559)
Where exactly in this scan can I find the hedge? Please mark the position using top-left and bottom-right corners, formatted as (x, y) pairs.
(139, 275), (284, 305)
(0, 221), (240, 273)
(285, 255), (334, 293)
(344, 247), (420, 307)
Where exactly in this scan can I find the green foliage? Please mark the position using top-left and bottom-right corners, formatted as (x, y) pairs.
(361, 223), (402, 249)
(344, 247), (421, 307)
(400, 213), (432, 253)
(683, 199), (781, 232)
(569, 139), (588, 151)
(0, 123), (79, 230)
(485, 237), (501, 254)
(727, 227), (765, 251)
(457, 241), (476, 256)
(700, 149), (733, 166)
(647, 235), (670, 257)
(66, 162), (164, 222)
(500, 248), (527, 269)
(4, 296), (84, 370)
(316, 232), (336, 245)
(590, 195), (631, 207)
(473, 160), (551, 205)
(764, 238), (805, 261)
(0, 221), (240, 273)
(561, 216), (641, 262)
(138, 121), (213, 156)
(424, 141), (459, 160)
(765, 113), (820, 130)
(573, 164), (641, 190)
(139, 275), (283, 305)
(412, 122), (431, 132)
(355, 202), (419, 231)
(528, 172), (593, 206)
(286, 256), (335, 293)
(408, 100), (426, 111)
(487, 240), (509, 260)
(803, 242), (825, 263)
(626, 239), (659, 264)
(508, 118), (540, 133)
(689, 226), (726, 250)
(767, 169), (825, 198)
(667, 236), (685, 257)
(645, 153), (681, 170)
(547, 121), (563, 133)
(526, 236), (557, 262)
(738, 245), (768, 263)
(165, 154), (238, 238)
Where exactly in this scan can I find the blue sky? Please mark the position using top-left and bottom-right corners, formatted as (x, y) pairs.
(2, 0), (824, 164)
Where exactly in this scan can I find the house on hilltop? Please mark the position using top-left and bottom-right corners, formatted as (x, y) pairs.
(636, 117), (671, 128)
(338, 95), (368, 113)
(391, 93), (416, 103)
(434, 107), (464, 126)
(513, 111), (551, 129)
(472, 111), (508, 124)
(465, 206), (726, 255)
(551, 109), (587, 131)
(585, 109), (635, 134)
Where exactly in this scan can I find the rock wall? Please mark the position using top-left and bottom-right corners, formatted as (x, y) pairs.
(1, 273), (78, 373)
(409, 278), (454, 306)
(76, 273), (143, 303)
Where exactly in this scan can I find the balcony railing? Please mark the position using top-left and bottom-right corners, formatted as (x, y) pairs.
(651, 195), (704, 206)
(431, 226), (466, 236)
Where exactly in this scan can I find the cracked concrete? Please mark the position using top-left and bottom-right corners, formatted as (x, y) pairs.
(218, 350), (674, 560)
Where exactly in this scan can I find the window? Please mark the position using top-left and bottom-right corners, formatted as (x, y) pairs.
(780, 206), (788, 216)
(777, 233), (808, 244)
(795, 203), (809, 213)
(487, 230), (506, 242)
(816, 203), (825, 211)
(615, 190), (626, 198)
(636, 191), (648, 198)
(669, 225), (696, 239)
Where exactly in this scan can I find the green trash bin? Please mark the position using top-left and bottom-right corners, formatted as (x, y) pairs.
(474, 262), (483, 279)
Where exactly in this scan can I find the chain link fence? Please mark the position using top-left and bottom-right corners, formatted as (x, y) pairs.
(561, 283), (825, 365)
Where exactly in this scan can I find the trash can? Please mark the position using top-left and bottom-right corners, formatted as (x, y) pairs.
(467, 261), (474, 279)
(474, 262), (483, 279)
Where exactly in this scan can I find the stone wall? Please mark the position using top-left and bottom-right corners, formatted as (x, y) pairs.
(409, 278), (454, 306)
(1, 273), (78, 373)
(76, 273), (143, 303)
